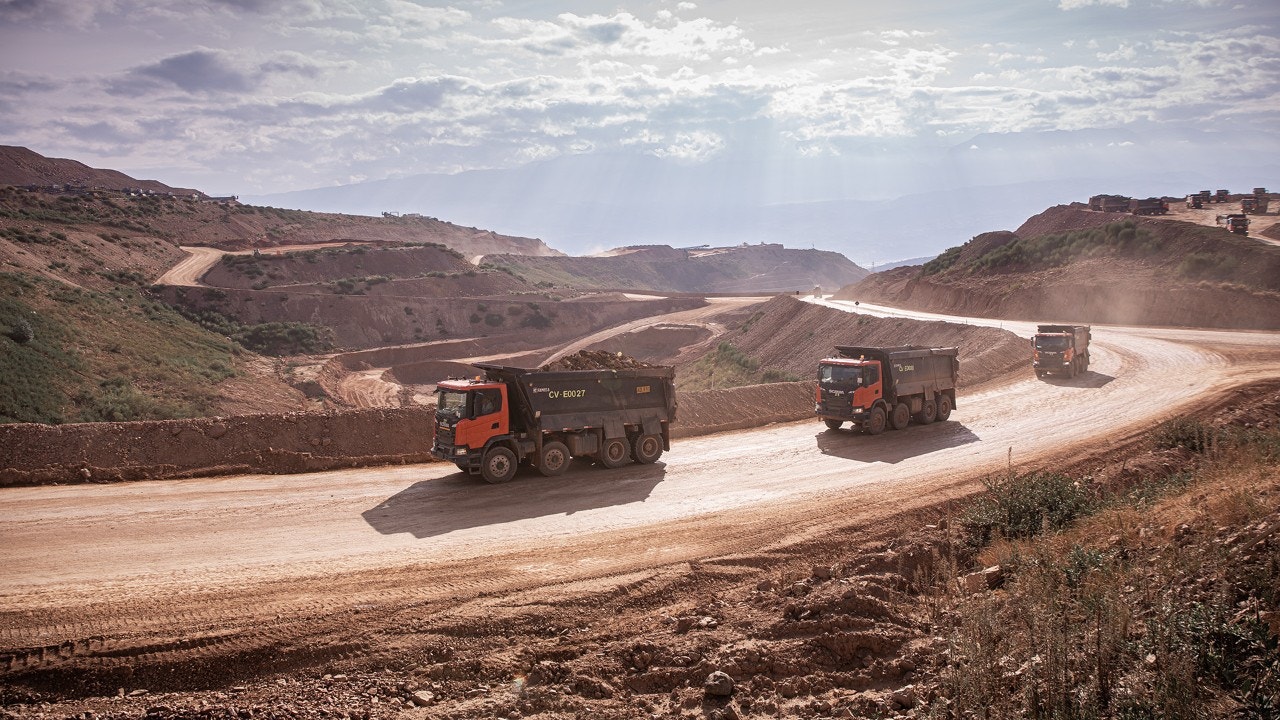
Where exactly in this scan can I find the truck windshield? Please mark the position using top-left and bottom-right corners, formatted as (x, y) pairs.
(436, 389), (470, 417)
(1035, 336), (1070, 352)
(820, 365), (862, 384)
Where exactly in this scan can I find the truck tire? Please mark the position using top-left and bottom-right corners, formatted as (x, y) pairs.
(890, 403), (910, 431)
(632, 434), (663, 464)
(1067, 360), (1077, 379)
(823, 419), (844, 430)
(480, 446), (517, 484)
(599, 437), (631, 469)
(936, 395), (953, 422)
(537, 441), (571, 477)
(865, 406), (887, 435)
(915, 399), (937, 425)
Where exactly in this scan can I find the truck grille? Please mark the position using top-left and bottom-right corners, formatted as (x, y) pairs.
(434, 423), (455, 448)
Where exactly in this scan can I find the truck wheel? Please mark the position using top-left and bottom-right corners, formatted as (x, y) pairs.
(936, 395), (953, 422)
(480, 446), (517, 484)
(1035, 369), (1045, 379)
(890, 403), (910, 431)
(599, 437), (631, 469)
(865, 406), (887, 435)
(537, 441), (571, 477)
(632, 434), (663, 464)
(1067, 360), (1077, 379)
(915, 399), (937, 425)
(823, 419), (844, 431)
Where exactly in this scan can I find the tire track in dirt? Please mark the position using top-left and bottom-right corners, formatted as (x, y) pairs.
(3, 302), (1279, 694)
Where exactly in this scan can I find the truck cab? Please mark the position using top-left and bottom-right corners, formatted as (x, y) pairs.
(432, 378), (510, 469)
(817, 358), (884, 430)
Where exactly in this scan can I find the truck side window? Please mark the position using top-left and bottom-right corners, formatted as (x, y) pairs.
(865, 367), (879, 385)
(474, 390), (500, 417)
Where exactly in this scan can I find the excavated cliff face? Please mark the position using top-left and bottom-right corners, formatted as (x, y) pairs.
(846, 264), (1280, 330)
(841, 205), (1280, 330)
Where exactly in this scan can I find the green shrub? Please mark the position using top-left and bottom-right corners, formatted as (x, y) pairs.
(1153, 417), (1224, 454)
(961, 471), (1097, 548)
(233, 322), (333, 356)
(8, 318), (33, 344)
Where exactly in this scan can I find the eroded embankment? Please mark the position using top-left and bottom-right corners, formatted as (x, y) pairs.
(0, 387), (817, 487)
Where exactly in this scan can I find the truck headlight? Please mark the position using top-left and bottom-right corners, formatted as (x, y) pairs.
(455, 448), (468, 456)
(814, 403), (821, 412)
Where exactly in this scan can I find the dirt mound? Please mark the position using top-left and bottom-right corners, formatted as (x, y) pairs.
(540, 349), (659, 371)
(1013, 203), (1117, 237)
(0, 144), (202, 195)
(484, 244), (868, 293)
(678, 295), (1027, 389)
(842, 205), (1280, 329)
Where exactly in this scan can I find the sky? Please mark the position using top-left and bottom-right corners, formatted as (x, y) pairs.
(2, 0), (1279, 261)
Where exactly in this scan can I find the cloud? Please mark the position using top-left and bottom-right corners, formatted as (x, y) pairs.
(1059, 0), (1129, 9)
(107, 48), (335, 97)
(0, 0), (115, 27)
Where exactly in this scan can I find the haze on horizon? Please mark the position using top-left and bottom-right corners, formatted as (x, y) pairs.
(2, 0), (1278, 263)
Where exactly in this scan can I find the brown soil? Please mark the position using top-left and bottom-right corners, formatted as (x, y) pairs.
(4, 381), (1275, 719)
(700, 295), (1028, 388)
(539, 349), (659, 371)
(483, 244), (869, 294)
(844, 205), (1280, 330)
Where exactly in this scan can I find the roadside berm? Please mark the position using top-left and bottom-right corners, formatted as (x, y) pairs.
(0, 307), (1027, 486)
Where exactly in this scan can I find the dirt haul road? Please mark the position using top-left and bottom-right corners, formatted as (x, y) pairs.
(3, 303), (1280, 692)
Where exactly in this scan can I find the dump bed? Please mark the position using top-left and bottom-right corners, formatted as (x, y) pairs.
(475, 363), (676, 434)
(1036, 325), (1091, 347)
(833, 346), (958, 394)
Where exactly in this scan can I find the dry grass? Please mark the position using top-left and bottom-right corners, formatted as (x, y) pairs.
(929, 419), (1280, 719)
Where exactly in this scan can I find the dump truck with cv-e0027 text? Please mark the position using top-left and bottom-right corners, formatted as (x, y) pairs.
(815, 346), (959, 435)
(431, 363), (676, 483)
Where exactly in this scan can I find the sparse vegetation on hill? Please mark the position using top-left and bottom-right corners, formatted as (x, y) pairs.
(674, 295), (1027, 389)
(484, 244), (868, 293)
(934, 410), (1280, 718)
(678, 341), (800, 391)
(845, 205), (1280, 329)
(0, 273), (240, 423)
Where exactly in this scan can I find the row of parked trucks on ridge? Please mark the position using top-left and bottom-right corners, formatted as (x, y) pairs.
(432, 327), (1093, 482)
(1090, 188), (1270, 220)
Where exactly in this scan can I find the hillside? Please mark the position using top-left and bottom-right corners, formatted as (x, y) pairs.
(483, 243), (869, 293)
(0, 273), (306, 424)
(841, 204), (1280, 329)
(670, 295), (1027, 390)
(0, 145), (203, 196)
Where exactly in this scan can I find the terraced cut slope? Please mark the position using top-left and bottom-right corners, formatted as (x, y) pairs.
(842, 204), (1280, 329)
(482, 243), (869, 293)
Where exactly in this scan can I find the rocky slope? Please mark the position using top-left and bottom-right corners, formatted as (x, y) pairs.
(841, 205), (1280, 330)
(483, 243), (869, 294)
(0, 145), (203, 195)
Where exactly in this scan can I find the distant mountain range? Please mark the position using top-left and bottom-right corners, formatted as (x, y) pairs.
(243, 124), (1280, 264)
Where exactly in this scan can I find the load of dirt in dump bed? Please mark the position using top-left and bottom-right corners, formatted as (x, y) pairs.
(540, 349), (659, 371)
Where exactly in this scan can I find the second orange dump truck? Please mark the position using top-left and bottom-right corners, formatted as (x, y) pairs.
(816, 346), (959, 435)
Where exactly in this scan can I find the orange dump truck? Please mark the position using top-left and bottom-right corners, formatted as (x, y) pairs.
(432, 363), (676, 483)
(1033, 324), (1091, 379)
(816, 346), (958, 435)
